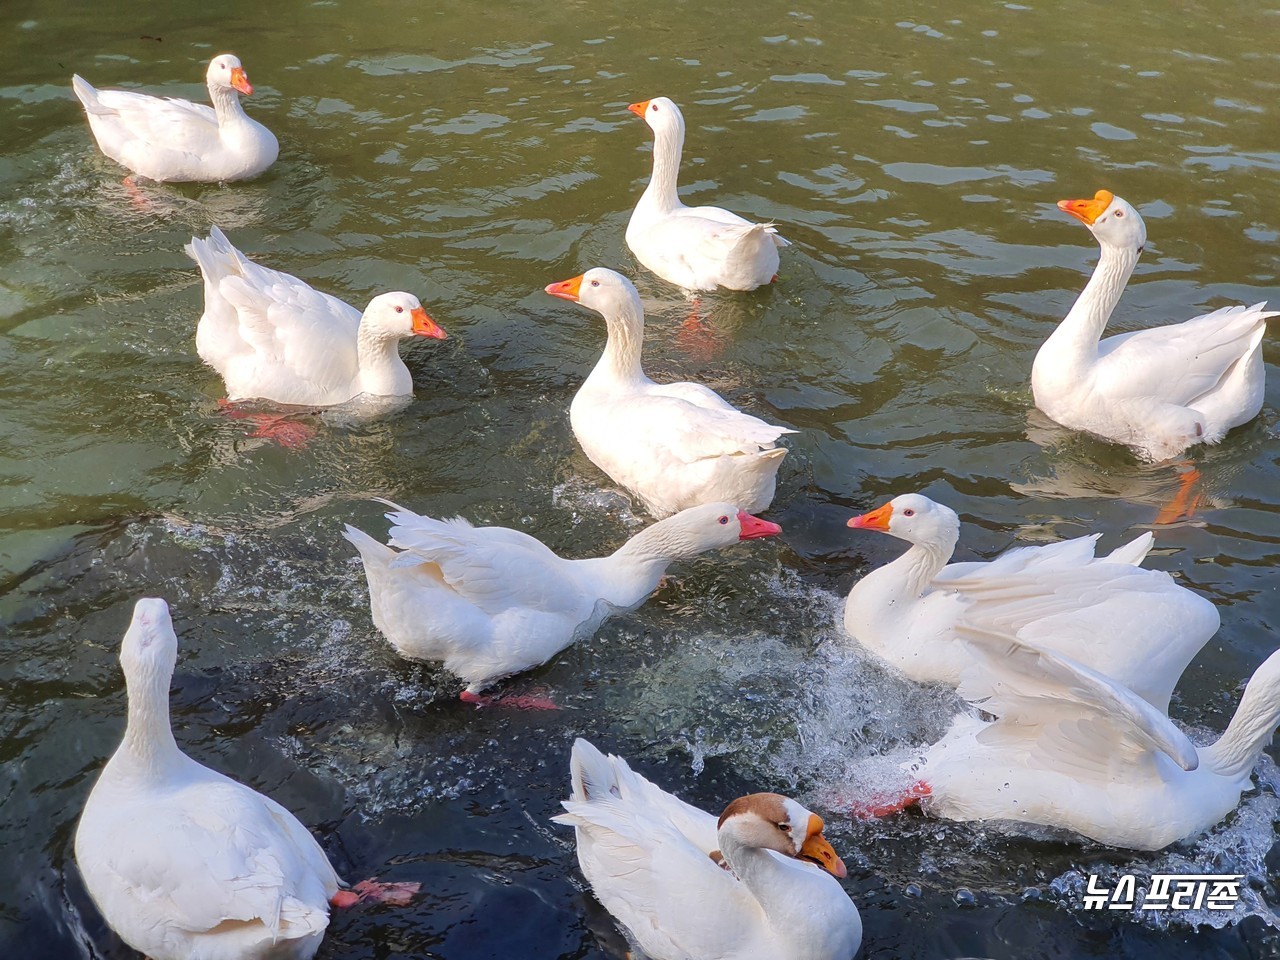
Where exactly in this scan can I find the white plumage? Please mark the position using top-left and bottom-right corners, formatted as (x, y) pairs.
(1032, 190), (1276, 461)
(625, 97), (788, 292)
(74, 599), (342, 960)
(186, 226), (446, 405)
(72, 54), (278, 183)
(843, 493), (1219, 712)
(913, 625), (1280, 850)
(345, 500), (781, 695)
(554, 739), (861, 960)
(546, 267), (794, 517)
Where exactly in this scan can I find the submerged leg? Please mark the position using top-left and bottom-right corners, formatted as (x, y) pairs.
(676, 297), (727, 360)
(1153, 465), (1203, 525)
(217, 399), (317, 450)
(459, 687), (561, 711)
(330, 878), (421, 909)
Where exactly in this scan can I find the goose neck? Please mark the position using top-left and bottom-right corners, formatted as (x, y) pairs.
(117, 666), (184, 779)
(591, 298), (648, 384)
(1201, 664), (1280, 779)
(1045, 243), (1139, 361)
(641, 123), (684, 212)
(356, 325), (412, 396)
(879, 537), (955, 600)
(589, 528), (685, 608)
(719, 835), (829, 949)
(208, 84), (251, 128)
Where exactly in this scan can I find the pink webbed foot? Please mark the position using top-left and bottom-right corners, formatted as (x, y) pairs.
(459, 688), (561, 711)
(122, 175), (150, 211)
(1153, 466), (1203, 526)
(330, 878), (421, 909)
(217, 399), (317, 450)
(846, 781), (931, 820)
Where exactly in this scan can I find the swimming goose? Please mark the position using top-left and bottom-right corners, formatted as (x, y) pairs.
(1032, 190), (1276, 461)
(74, 599), (343, 960)
(907, 625), (1280, 850)
(554, 739), (862, 960)
(345, 500), (781, 702)
(72, 54), (278, 183)
(545, 267), (793, 517)
(187, 226), (446, 406)
(843, 493), (1218, 711)
(625, 97), (788, 292)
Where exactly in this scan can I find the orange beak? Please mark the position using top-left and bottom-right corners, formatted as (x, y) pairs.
(544, 274), (584, 302)
(627, 99), (651, 118)
(230, 66), (253, 96)
(798, 814), (847, 879)
(737, 511), (782, 541)
(410, 306), (447, 340)
(847, 501), (893, 532)
(1057, 189), (1114, 227)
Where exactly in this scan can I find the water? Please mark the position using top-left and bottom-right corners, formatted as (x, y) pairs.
(2, 0), (1278, 956)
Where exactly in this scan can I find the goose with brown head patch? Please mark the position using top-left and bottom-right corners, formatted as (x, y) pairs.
(555, 739), (861, 960)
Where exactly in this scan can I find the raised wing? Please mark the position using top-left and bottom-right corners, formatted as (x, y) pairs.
(382, 503), (577, 614)
(955, 624), (1199, 778)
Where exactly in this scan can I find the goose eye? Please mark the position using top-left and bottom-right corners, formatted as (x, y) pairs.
(591, 280), (600, 287)
(777, 822), (791, 833)
(395, 306), (404, 313)
(718, 515), (729, 525)
(1115, 210), (1125, 218)
(903, 509), (915, 517)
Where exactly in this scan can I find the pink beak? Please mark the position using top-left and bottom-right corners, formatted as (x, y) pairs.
(737, 511), (782, 541)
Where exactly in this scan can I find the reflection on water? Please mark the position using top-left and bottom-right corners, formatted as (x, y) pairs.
(1, 0), (1278, 957)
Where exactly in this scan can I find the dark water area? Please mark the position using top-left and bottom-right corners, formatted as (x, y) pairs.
(2, 0), (1279, 957)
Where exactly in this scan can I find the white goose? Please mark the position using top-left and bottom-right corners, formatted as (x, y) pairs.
(1032, 190), (1276, 461)
(72, 54), (278, 183)
(554, 739), (862, 960)
(345, 500), (782, 702)
(909, 625), (1280, 850)
(625, 97), (789, 292)
(843, 493), (1218, 712)
(74, 598), (343, 960)
(187, 226), (447, 406)
(545, 267), (793, 517)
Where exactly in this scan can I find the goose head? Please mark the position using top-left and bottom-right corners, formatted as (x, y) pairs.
(207, 54), (254, 96)
(362, 292), (447, 341)
(718, 793), (847, 878)
(1058, 189), (1147, 254)
(544, 267), (641, 316)
(847, 493), (960, 549)
(651, 502), (782, 557)
(120, 597), (178, 681)
(627, 96), (686, 138)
